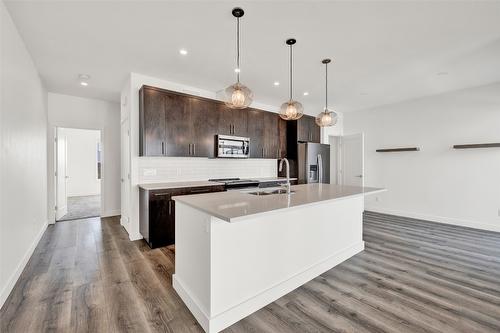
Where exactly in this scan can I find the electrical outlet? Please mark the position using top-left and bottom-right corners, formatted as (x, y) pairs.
(375, 196), (380, 202)
(143, 168), (157, 176)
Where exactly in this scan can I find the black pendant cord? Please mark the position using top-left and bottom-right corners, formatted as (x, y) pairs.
(236, 17), (240, 83)
(289, 44), (293, 101)
(325, 61), (328, 111)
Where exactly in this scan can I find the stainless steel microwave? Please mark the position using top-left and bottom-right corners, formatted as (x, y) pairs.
(216, 135), (250, 158)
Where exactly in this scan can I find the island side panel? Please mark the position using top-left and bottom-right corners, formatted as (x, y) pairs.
(209, 196), (364, 330)
(173, 201), (212, 331)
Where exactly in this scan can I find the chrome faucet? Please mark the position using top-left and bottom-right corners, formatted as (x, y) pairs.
(279, 158), (291, 194)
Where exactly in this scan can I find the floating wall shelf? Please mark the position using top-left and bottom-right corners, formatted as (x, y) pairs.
(453, 143), (500, 149)
(376, 147), (420, 152)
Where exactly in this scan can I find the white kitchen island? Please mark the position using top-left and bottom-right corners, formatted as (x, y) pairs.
(172, 183), (384, 333)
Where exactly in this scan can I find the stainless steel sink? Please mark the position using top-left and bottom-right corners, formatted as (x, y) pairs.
(248, 189), (295, 196)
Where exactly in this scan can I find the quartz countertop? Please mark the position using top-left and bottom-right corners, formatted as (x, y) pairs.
(173, 183), (385, 222)
(138, 177), (295, 191)
(138, 181), (223, 191)
(246, 177), (297, 182)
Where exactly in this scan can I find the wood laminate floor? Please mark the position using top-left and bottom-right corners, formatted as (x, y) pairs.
(1, 212), (500, 332)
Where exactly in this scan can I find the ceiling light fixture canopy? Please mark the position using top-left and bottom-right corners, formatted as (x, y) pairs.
(223, 7), (253, 109)
(280, 39), (303, 121)
(315, 59), (337, 127)
(79, 74), (90, 87)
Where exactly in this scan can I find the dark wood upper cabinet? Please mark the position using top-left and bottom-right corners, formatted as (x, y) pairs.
(231, 108), (248, 137)
(278, 118), (287, 159)
(247, 109), (265, 158)
(263, 111), (279, 158)
(190, 97), (218, 157)
(297, 115), (320, 143)
(217, 104), (248, 137)
(139, 87), (166, 156)
(164, 92), (191, 157)
(139, 85), (287, 158)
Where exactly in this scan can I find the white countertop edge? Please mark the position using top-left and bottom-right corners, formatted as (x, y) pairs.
(138, 181), (224, 190)
(138, 177), (294, 190)
(174, 188), (387, 223)
(247, 177), (298, 183)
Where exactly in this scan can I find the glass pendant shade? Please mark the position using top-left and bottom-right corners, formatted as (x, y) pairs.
(224, 7), (253, 109)
(280, 38), (303, 120)
(315, 109), (337, 127)
(280, 100), (304, 120)
(224, 82), (253, 109)
(316, 58), (337, 127)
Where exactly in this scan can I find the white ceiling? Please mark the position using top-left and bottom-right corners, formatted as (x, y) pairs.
(5, 0), (500, 114)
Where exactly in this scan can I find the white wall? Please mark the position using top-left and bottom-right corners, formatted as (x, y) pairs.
(344, 83), (500, 232)
(61, 128), (101, 197)
(0, 1), (48, 307)
(121, 73), (281, 240)
(48, 93), (120, 221)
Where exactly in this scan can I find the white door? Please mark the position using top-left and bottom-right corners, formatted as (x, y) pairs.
(120, 119), (130, 226)
(342, 133), (364, 187)
(56, 128), (68, 219)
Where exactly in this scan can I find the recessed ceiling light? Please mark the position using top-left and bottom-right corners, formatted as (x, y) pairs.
(303, 92), (309, 96)
(273, 81), (280, 86)
(78, 74), (90, 87)
(436, 71), (448, 76)
(179, 49), (188, 55)
(360, 92), (368, 96)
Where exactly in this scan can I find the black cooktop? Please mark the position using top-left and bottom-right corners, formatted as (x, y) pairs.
(209, 178), (259, 188)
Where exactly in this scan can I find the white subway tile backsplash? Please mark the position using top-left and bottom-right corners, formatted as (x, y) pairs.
(138, 157), (277, 183)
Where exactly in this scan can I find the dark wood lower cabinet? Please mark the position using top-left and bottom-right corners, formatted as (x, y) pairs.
(139, 185), (225, 248)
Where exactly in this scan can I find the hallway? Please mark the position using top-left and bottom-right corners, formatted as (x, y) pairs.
(58, 195), (100, 221)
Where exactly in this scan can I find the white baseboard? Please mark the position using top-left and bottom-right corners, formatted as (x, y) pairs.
(173, 241), (364, 333)
(365, 207), (500, 233)
(128, 232), (143, 241)
(118, 216), (141, 241)
(0, 220), (48, 308)
(101, 209), (121, 217)
(173, 277), (210, 330)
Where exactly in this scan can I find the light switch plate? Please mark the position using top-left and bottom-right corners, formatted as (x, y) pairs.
(143, 168), (157, 176)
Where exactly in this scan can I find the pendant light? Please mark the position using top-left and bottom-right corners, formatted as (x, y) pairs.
(279, 39), (304, 120)
(315, 59), (338, 127)
(223, 7), (253, 109)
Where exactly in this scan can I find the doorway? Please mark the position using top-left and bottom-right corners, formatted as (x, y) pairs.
(329, 133), (364, 186)
(55, 127), (102, 221)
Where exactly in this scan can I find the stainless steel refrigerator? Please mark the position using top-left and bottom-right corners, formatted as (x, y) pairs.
(297, 142), (330, 184)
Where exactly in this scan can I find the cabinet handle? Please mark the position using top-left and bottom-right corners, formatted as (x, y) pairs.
(190, 188), (211, 194)
(154, 193), (171, 197)
(161, 142), (165, 155)
(168, 200), (172, 215)
(193, 143), (196, 155)
(262, 147), (264, 157)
